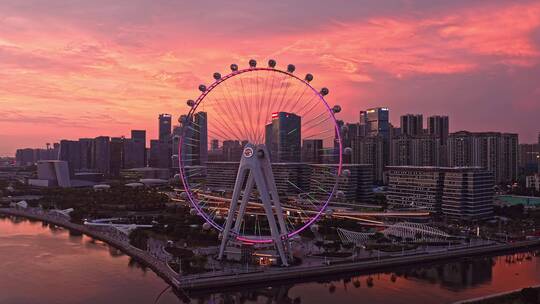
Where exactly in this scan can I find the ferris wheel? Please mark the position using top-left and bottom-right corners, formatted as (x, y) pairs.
(179, 59), (343, 266)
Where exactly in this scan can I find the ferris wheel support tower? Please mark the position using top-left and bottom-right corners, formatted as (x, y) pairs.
(218, 143), (290, 266)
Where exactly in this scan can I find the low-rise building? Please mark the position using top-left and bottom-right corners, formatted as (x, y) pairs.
(387, 166), (444, 212)
(28, 160), (71, 188)
(205, 162), (373, 204)
(120, 167), (170, 180)
(441, 167), (494, 221)
(310, 164), (373, 203)
(387, 166), (494, 221)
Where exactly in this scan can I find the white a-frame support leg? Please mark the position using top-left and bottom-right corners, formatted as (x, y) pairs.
(218, 143), (289, 266)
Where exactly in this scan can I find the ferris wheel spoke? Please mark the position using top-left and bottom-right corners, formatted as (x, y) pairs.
(257, 71), (270, 144)
(296, 94), (321, 118)
(303, 129), (335, 140)
(303, 110), (327, 128)
(223, 83), (251, 142)
(247, 72), (260, 143)
(222, 79), (252, 142)
(285, 81), (308, 114)
(180, 64), (340, 245)
(238, 75), (256, 143)
(286, 179), (320, 209)
(186, 124), (230, 146)
(273, 73), (290, 112)
(204, 95), (244, 141)
(285, 216), (296, 233)
(253, 71), (261, 144)
(216, 89), (248, 142)
(201, 98), (238, 139)
(275, 74), (292, 114)
(188, 111), (235, 142)
(303, 117), (333, 136)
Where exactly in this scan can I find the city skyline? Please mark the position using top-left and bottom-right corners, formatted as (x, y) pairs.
(5, 104), (539, 158)
(3, 2), (540, 303)
(2, 0), (540, 155)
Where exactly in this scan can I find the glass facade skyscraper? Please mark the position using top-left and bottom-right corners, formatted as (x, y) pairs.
(158, 114), (172, 142)
(265, 112), (301, 162)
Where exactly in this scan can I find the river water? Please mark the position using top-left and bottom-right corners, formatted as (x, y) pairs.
(1, 215), (540, 304)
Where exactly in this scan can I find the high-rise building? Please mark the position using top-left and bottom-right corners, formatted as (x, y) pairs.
(390, 135), (441, 167)
(389, 135), (412, 166)
(448, 131), (518, 184)
(360, 107), (390, 139)
(131, 130), (147, 166)
(400, 114), (423, 136)
(211, 139), (219, 151)
(15, 144), (59, 166)
(149, 139), (171, 168)
(355, 107), (391, 182)
(109, 137), (124, 177)
(158, 114), (172, 142)
(194, 112), (208, 166)
(172, 112), (208, 167)
(427, 115), (449, 145)
(338, 122), (359, 164)
(442, 168), (494, 221)
(171, 125), (182, 169)
(302, 139), (323, 163)
(79, 138), (94, 171)
(15, 148), (36, 166)
(58, 140), (81, 175)
(222, 140), (243, 161)
(93, 136), (110, 175)
(351, 135), (386, 183)
(131, 130), (146, 145)
(265, 112), (301, 162)
(519, 143), (540, 171)
(123, 138), (145, 169)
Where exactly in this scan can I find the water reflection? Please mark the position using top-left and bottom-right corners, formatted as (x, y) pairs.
(187, 252), (540, 304)
(1, 215), (539, 304)
(399, 258), (493, 290)
(0, 216), (181, 304)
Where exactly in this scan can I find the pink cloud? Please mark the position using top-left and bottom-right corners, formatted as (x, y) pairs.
(1, 1), (540, 155)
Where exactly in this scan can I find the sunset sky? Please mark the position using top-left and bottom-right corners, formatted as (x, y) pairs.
(1, 0), (540, 156)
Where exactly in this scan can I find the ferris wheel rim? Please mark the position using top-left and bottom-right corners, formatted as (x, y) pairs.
(178, 65), (343, 243)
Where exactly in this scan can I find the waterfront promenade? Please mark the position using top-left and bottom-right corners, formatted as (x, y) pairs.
(178, 240), (540, 292)
(0, 208), (182, 290)
(3, 207), (540, 294)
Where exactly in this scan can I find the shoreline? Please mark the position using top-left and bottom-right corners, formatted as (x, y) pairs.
(453, 284), (540, 304)
(3, 207), (540, 296)
(178, 239), (540, 291)
(0, 208), (184, 295)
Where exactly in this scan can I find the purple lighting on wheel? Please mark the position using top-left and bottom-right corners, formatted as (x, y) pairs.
(178, 65), (343, 244)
